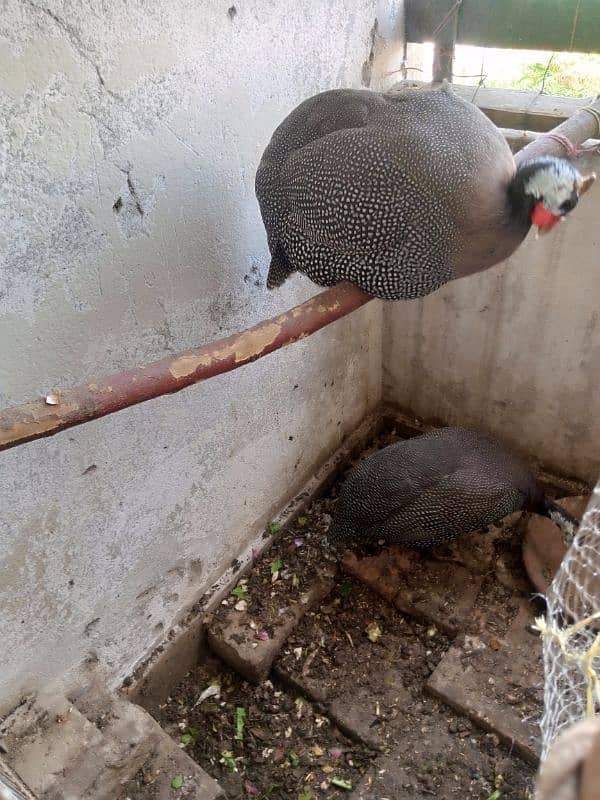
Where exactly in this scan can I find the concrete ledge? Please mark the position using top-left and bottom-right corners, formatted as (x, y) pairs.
(0, 689), (224, 800)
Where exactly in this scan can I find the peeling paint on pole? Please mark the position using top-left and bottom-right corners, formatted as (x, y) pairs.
(0, 284), (371, 451)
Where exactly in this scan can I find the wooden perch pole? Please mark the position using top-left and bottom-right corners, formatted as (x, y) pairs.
(514, 98), (600, 166)
(0, 283), (371, 452)
(1, 97), (599, 453)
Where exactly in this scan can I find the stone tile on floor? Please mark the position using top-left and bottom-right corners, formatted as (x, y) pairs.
(207, 574), (335, 683)
(342, 546), (483, 637)
(347, 711), (520, 800)
(329, 692), (388, 752)
(273, 665), (393, 751)
(341, 546), (416, 604)
(426, 603), (543, 765)
(348, 754), (413, 800)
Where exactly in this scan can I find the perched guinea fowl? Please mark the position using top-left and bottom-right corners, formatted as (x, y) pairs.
(328, 428), (580, 548)
(256, 84), (594, 299)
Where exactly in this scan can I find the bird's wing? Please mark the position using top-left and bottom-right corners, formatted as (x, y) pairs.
(276, 125), (447, 257)
(262, 89), (377, 159)
(337, 439), (456, 529)
(363, 471), (526, 547)
(255, 89), (378, 230)
(329, 455), (432, 541)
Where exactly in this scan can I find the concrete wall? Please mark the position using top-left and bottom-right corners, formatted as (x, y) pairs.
(383, 152), (600, 482)
(0, 0), (383, 712)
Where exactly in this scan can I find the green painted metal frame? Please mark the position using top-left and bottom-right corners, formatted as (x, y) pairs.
(406, 0), (600, 56)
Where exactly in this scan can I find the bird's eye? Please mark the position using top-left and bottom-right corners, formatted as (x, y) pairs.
(559, 193), (578, 213)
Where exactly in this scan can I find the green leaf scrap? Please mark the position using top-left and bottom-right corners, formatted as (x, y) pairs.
(220, 750), (237, 771)
(171, 774), (184, 789)
(235, 706), (246, 740)
(270, 558), (283, 575)
(331, 777), (352, 790)
(232, 583), (248, 600)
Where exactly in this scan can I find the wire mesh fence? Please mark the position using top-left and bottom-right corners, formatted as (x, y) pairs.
(537, 483), (600, 759)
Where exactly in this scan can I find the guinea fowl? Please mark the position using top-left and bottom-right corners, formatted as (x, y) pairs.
(328, 428), (580, 548)
(256, 84), (595, 299)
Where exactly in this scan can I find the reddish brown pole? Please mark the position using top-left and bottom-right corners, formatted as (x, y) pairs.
(514, 98), (600, 165)
(2, 99), (598, 453)
(0, 284), (372, 452)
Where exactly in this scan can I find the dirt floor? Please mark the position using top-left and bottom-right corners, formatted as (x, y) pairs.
(152, 426), (582, 800)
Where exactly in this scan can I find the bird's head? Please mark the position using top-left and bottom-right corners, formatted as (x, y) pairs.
(514, 157), (595, 236)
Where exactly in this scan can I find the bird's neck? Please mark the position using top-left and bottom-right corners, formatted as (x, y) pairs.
(507, 169), (535, 229)
(537, 496), (581, 541)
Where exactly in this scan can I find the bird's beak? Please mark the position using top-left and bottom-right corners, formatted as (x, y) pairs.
(577, 173), (596, 195)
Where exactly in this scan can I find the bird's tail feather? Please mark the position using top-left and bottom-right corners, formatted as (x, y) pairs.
(266, 243), (293, 289)
(325, 520), (343, 545)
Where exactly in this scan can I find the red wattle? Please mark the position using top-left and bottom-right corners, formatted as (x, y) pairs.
(531, 201), (560, 231)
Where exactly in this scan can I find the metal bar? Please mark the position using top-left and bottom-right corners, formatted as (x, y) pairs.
(0, 284), (371, 452)
(406, 0), (600, 53)
(432, 1), (459, 83)
(432, 31), (455, 84)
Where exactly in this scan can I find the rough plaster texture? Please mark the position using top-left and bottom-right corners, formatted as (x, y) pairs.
(0, 0), (382, 712)
(383, 152), (600, 482)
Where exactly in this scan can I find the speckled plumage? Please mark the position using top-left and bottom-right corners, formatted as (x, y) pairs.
(328, 428), (577, 548)
(255, 85), (583, 299)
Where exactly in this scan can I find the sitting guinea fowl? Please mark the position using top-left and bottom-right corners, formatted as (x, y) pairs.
(328, 428), (580, 549)
(256, 84), (594, 299)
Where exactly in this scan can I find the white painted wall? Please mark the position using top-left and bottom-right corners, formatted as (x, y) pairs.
(0, 0), (383, 712)
(383, 152), (600, 482)
(3, 0), (597, 717)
